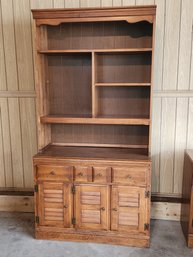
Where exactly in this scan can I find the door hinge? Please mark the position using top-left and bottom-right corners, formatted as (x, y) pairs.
(72, 217), (76, 225)
(144, 223), (150, 231)
(35, 216), (39, 224)
(71, 185), (76, 194)
(34, 184), (38, 193)
(145, 190), (150, 198)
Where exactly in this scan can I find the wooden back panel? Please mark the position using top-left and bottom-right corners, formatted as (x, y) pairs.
(44, 21), (152, 50)
(97, 86), (150, 118)
(51, 124), (149, 148)
(96, 52), (151, 83)
(48, 54), (92, 116)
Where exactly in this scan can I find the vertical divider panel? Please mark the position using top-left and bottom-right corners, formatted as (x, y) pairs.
(148, 17), (156, 155)
(33, 24), (51, 150)
(92, 52), (98, 117)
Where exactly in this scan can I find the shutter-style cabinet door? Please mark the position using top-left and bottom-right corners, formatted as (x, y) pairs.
(37, 182), (73, 228)
(111, 186), (148, 233)
(75, 185), (109, 230)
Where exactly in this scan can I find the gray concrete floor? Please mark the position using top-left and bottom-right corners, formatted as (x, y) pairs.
(0, 212), (193, 257)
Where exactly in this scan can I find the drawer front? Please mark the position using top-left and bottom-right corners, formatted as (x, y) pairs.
(36, 165), (73, 181)
(74, 166), (92, 182)
(93, 167), (111, 183)
(112, 165), (149, 186)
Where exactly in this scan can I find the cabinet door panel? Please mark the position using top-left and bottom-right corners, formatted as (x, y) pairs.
(111, 186), (148, 233)
(75, 185), (109, 230)
(37, 182), (73, 228)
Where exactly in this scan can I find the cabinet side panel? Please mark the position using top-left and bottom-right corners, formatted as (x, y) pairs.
(181, 152), (193, 239)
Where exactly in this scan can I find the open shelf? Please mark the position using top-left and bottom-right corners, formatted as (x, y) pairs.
(96, 86), (150, 119)
(43, 21), (153, 50)
(95, 52), (151, 84)
(51, 124), (149, 148)
(36, 145), (150, 161)
(47, 53), (92, 116)
(38, 48), (152, 54)
(40, 115), (150, 126)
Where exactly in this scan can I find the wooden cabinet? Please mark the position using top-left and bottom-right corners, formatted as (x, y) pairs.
(32, 6), (156, 247)
(181, 150), (193, 247)
(34, 156), (151, 247)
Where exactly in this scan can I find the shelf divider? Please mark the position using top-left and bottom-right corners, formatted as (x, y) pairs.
(95, 83), (151, 87)
(40, 115), (150, 126)
(37, 48), (152, 54)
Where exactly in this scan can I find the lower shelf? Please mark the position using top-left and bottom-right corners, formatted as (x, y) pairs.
(36, 227), (150, 248)
(35, 145), (150, 161)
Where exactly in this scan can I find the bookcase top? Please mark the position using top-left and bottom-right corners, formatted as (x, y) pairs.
(32, 5), (156, 26)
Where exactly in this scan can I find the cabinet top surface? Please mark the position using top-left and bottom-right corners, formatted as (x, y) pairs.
(32, 5), (156, 20)
(186, 150), (193, 162)
(34, 145), (150, 162)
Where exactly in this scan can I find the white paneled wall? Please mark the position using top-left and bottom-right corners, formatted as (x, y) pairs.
(0, 0), (193, 196)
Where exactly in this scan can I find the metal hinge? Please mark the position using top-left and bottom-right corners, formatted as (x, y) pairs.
(34, 184), (38, 193)
(71, 185), (76, 194)
(72, 217), (76, 225)
(144, 223), (150, 231)
(145, 191), (150, 198)
(35, 216), (39, 224)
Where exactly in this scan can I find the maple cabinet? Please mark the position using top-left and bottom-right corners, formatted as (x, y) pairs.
(32, 6), (156, 247)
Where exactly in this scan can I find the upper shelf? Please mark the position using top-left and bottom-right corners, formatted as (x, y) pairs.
(38, 48), (152, 54)
(40, 115), (150, 126)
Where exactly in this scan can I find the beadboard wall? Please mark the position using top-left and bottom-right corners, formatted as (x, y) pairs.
(0, 0), (193, 197)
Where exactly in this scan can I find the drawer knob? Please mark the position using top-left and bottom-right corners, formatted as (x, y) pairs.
(100, 207), (105, 211)
(64, 205), (68, 208)
(77, 172), (83, 177)
(127, 175), (132, 179)
(50, 170), (55, 175)
(112, 208), (117, 212)
(96, 173), (102, 177)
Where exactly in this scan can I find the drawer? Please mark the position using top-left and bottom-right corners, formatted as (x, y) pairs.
(93, 167), (111, 183)
(74, 166), (92, 182)
(112, 165), (149, 186)
(36, 165), (73, 181)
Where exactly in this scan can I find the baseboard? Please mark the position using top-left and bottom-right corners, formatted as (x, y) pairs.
(0, 195), (34, 212)
(0, 195), (181, 221)
(151, 202), (181, 221)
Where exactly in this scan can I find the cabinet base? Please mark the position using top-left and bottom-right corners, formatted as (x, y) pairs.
(35, 228), (150, 248)
(188, 235), (193, 248)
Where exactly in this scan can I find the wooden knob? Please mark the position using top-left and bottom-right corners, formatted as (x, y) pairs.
(96, 173), (102, 177)
(77, 172), (83, 177)
(64, 205), (68, 208)
(100, 207), (105, 211)
(50, 170), (55, 175)
(112, 208), (117, 211)
(127, 175), (132, 179)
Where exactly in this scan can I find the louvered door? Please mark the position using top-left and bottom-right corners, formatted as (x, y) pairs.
(75, 185), (109, 230)
(37, 182), (73, 228)
(111, 186), (148, 233)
